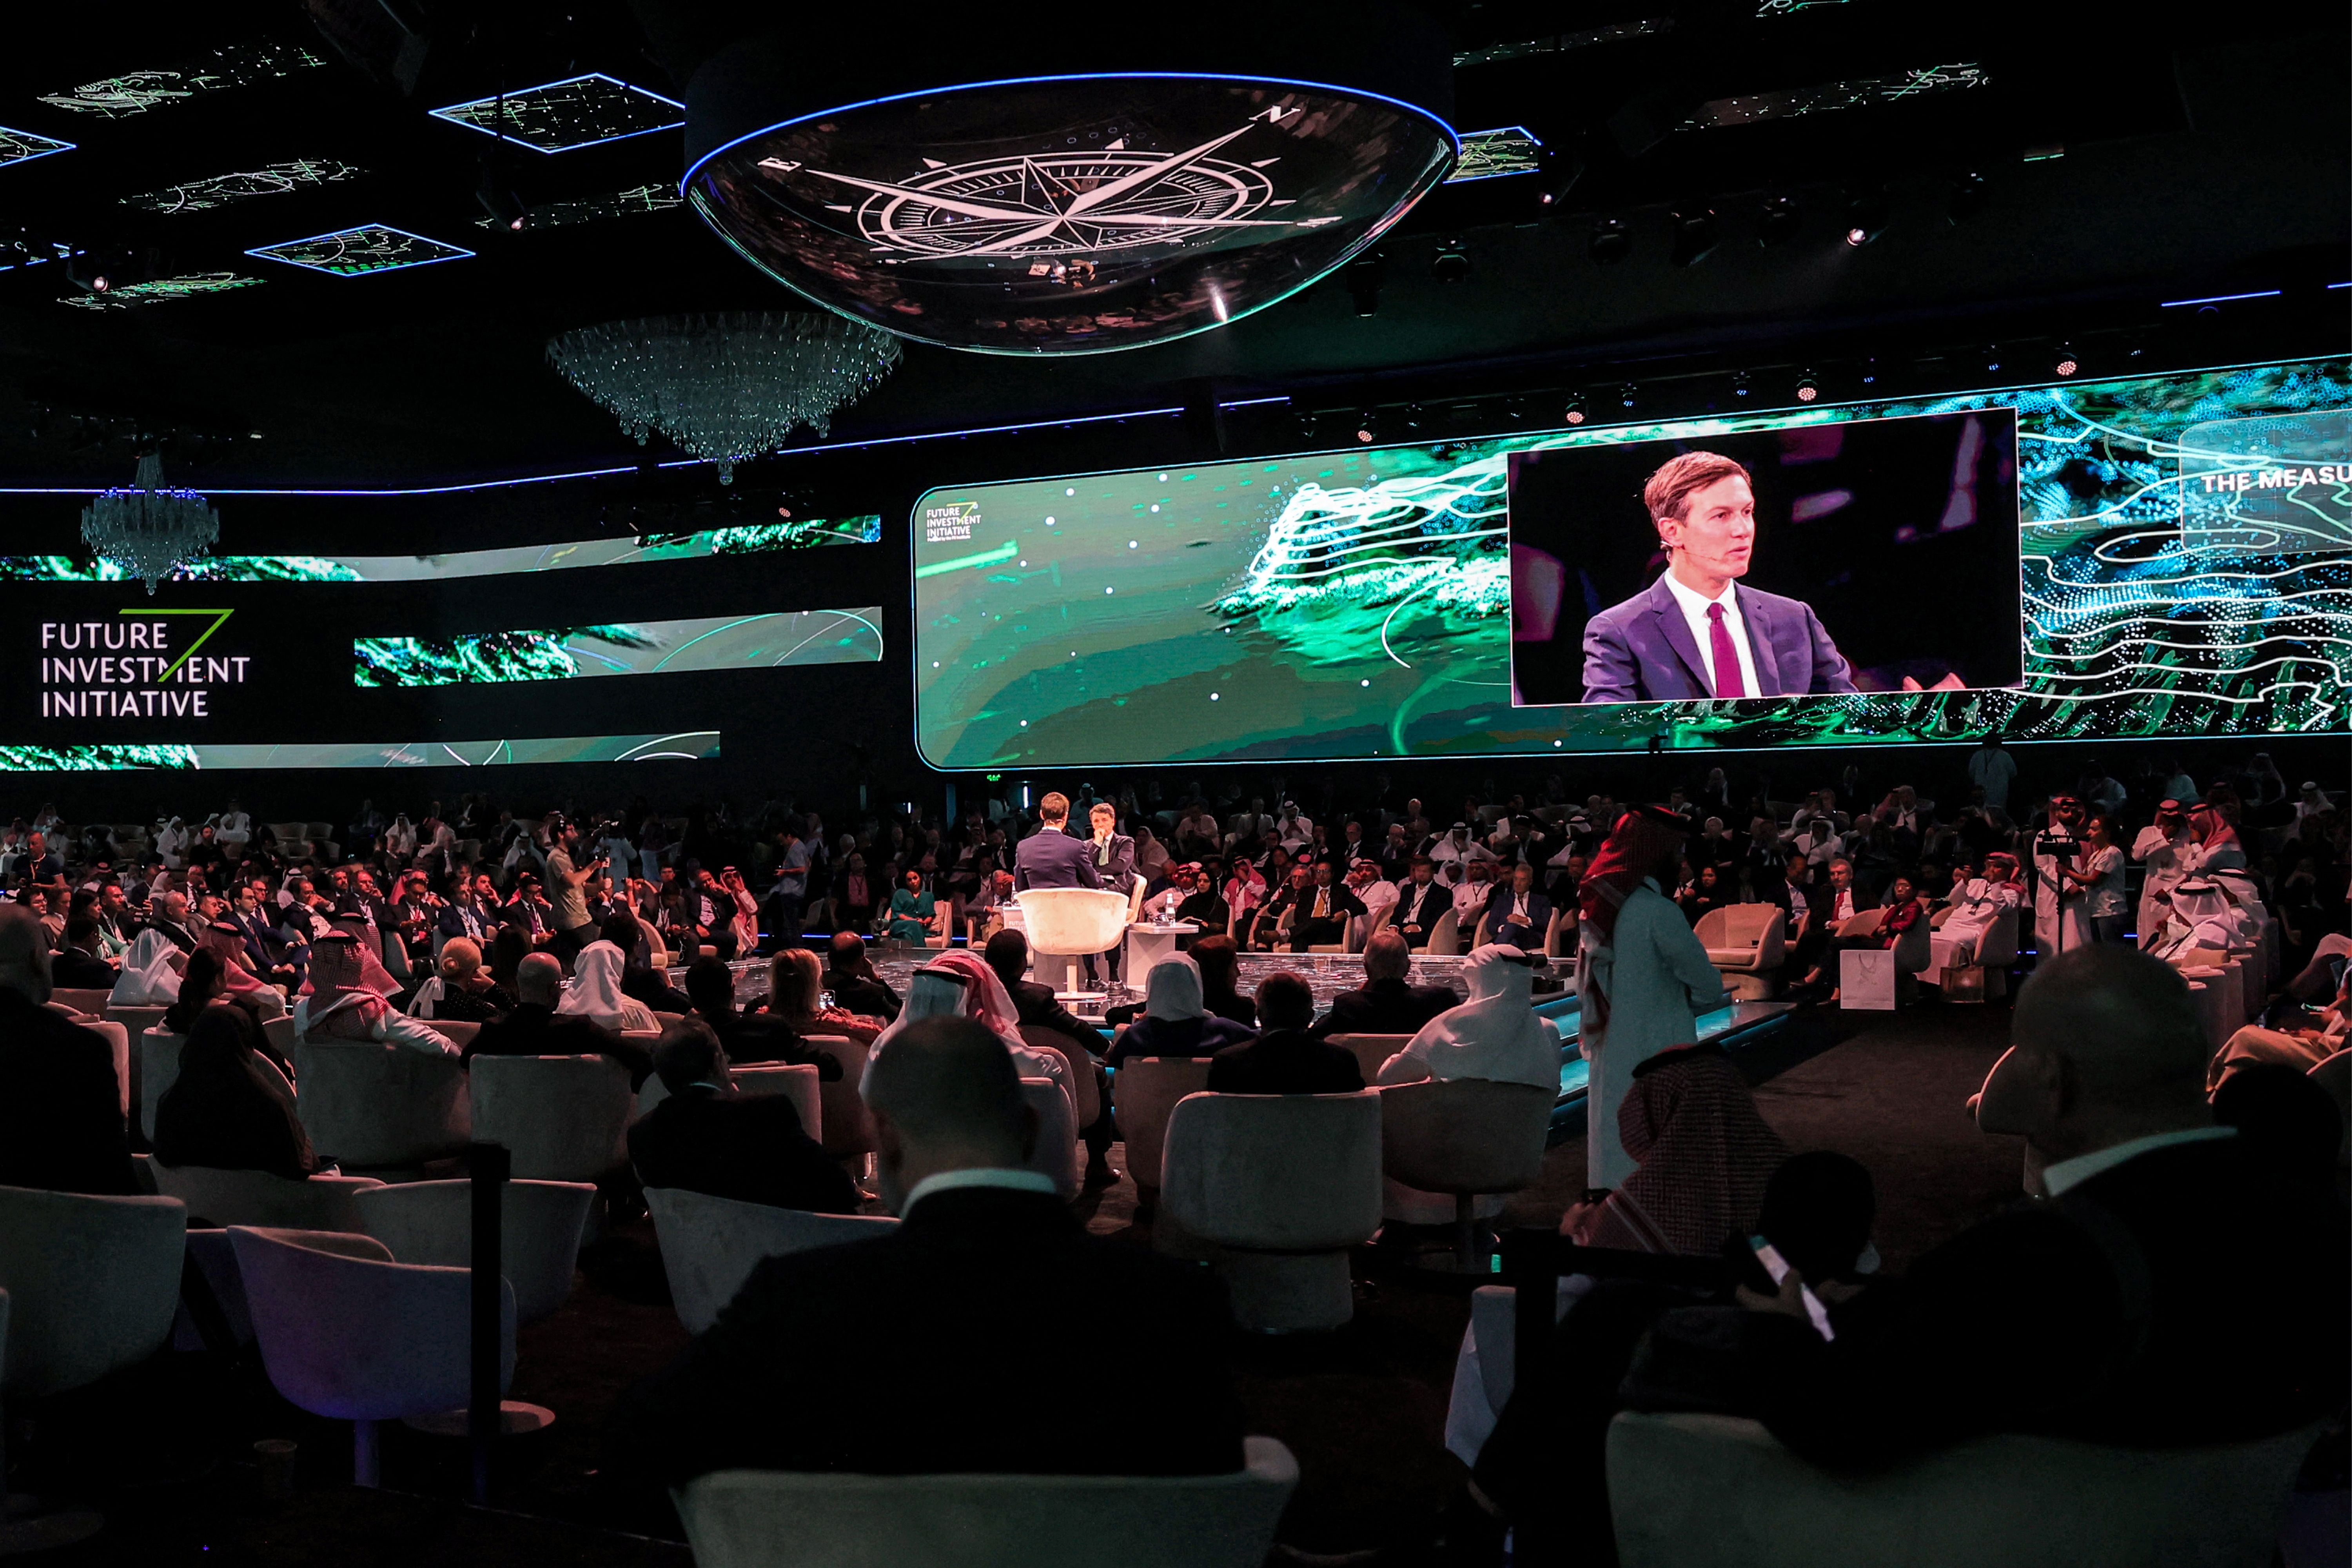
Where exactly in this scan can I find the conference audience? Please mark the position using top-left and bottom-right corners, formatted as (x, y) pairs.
(608, 1015), (1243, 1483)
(292, 933), (458, 1056)
(51, 916), (119, 989)
(984, 929), (1115, 1180)
(0, 904), (136, 1195)
(1372, 944), (1559, 1089)
(824, 929), (902, 1020)
(1191, 933), (1257, 1027)
(467, 951), (652, 1086)
(560, 940), (662, 1033)
(1565, 1041), (1789, 1254)
(683, 954), (833, 1074)
(152, 1003), (315, 1182)
(1103, 954), (1256, 1069)
(765, 946), (886, 1045)
(626, 1018), (857, 1214)
(1311, 929), (1461, 1040)
(1205, 972), (1365, 1094)
(409, 936), (506, 1023)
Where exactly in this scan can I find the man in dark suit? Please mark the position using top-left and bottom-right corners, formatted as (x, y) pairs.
(1207, 972), (1366, 1094)
(1286, 861), (1365, 954)
(983, 928), (1115, 1183)
(50, 917), (120, 989)
(607, 1014), (1242, 1484)
(1394, 857), (1452, 950)
(626, 1019), (858, 1213)
(1579, 450), (1862, 704)
(1082, 800), (1138, 895)
(0, 906), (136, 1195)
(1481, 861), (1553, 953)
(1474, 946), (2351, 1547)
(683, 955), (833, 1074)
(826, 930), (902, 1021)
(232, 877), (303, 985)
(1310, 930), (1460, 1040)
(466, 952), (652, 1087)
(1010, 792), (1104, 893)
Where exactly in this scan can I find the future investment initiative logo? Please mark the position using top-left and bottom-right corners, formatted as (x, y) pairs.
(40, 608), (247, 718)
(923, 500), (981, 545)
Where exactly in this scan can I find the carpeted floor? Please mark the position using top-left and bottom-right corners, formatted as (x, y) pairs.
(31, 998), (2026, 1568)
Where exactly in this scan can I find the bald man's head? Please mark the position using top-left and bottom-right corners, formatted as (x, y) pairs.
(2006, 944), (2210, 1161)
(515, 951), (564, 1007)
(864, 1014), (1034, 1210)
(1363, 928), (1410, 982)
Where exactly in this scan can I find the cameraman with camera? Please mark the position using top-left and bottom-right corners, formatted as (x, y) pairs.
(545, 817), (607, 962)
(2031, 793), (2093, 956)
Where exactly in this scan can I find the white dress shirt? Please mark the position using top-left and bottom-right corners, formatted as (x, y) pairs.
(1661, 570), (1762, 698)
(2042, 1125), (2234, 1197)
(900, 1166), (1059, 1216)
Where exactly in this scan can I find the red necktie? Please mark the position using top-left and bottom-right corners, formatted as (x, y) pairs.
(1706, 603), (1746, 699)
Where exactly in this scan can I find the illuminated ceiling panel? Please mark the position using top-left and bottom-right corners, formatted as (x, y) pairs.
(1445, 126), (1543, 183)
(123, 158), (361, 214)
(246, 223), (474, 276)
(59, 272), (263, 310)
(38, 38), (321, 118)
(0, 127), (75, 171)
(1453, 21), (1671, 67)
(471, 182), (684, 229)
(429, 73), (686, 154)
(1686, 63), (1988, 129)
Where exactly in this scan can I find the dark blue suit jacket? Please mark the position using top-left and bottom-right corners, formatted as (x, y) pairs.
(1482, 886), (1553, 949)
(1012, 826), (1104, 892)
(1580, 575), (1856, 704)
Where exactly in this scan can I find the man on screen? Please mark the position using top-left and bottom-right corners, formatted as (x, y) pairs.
(1579, 451), (1859, 704)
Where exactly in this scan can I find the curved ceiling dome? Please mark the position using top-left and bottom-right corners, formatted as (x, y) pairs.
(678, 10), (1457, 355)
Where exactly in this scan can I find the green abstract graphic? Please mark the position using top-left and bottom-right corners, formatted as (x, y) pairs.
(914, 358), (2352, 765)
(353, 609), (883, 687)
(0, 734), (719, 770)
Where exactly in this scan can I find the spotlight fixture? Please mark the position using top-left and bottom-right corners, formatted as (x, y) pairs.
(1563, 396), (1588, 426)
(1618, 383), (1638, 409)
(1755, 195), (1799, 247)
(1353, 410), (1379, 444)
(1590, 218), (1630, 264)
(1669, 206), (1718, 267)
(1844, 191), (1887, 247)
(1430, 239), (1471, 283)
(1947, 171), (1989, 224)
(1984, 346), (2004, 374)
(1793, 370), (1819, 403)
(1346, 250), (1384, 317)
(2053, 343), (2079, 377)
(1536, 145), (1587, 209)
(1730, 371), (1752, 399)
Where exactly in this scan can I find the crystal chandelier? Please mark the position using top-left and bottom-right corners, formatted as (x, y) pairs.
(80, 452), (220, 593)
(545, 312), (901, 483)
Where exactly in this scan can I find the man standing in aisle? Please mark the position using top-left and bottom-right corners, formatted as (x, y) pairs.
(2132, 799), (2193, 951)
(544, 818), (603, 961)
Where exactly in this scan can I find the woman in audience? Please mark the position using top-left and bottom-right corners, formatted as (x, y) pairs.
(111, 926), (185, 1006)
(1675, 862), (1733, 927)
(152, 1003), (315, 1181)
(160, 948), (230, 1036)
(1104, 954), (1254, 1069)
(764, 945), (884, 1045)
(2059, 812), (2130, 944)
(559, 940), (661, 1033)
(292, 933), (456, 1054)
(885, 867), (942, 942)
(1189, 933), (1257, 1027)
(415, 936), (506, 1023)
(1568, 1041), (1789, 1256)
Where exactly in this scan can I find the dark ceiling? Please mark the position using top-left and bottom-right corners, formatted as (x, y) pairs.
(0, 0), (2344, 521)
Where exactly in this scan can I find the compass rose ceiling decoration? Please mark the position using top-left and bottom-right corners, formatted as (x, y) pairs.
(677, 12), (1457, 355)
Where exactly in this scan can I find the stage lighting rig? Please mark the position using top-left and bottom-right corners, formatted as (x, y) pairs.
(1430, 239), (1471, 283)
(1793, 370), (1820, 403)
(1590, 218), (1630, 264)
(2053, 343), (2079, 377)
(1669, 207), (1718, 267)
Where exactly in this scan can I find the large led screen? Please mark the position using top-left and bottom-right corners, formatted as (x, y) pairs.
(911, 358), (2352, 767)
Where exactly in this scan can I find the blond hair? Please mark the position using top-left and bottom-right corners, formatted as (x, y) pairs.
(769, 946), (825, 1022)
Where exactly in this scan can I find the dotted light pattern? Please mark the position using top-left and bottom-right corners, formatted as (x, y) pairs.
(123, 159), (360, 215)
(38, 40), (321, 118)
(59, 272), (263, 310)
(471, 182), (682, 230)
(428, 74), (684, 154)
(1446, 127), (1543, 183)
(246, 224), (474, 276)
(0, 735), (720, 770)
(1684, 62), (1987, 130)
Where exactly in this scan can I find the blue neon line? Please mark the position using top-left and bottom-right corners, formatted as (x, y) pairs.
(245, 223), (476, 274)
(1217, 396), (1291, 408)
(2157, 289), (2281, 307)
(0, 129), (77, 171)
(2329, 282), (2351, 290)
(767, 406), (1186, 457)
(680, 71), (1460, 193)
(427, 71), (686, 155)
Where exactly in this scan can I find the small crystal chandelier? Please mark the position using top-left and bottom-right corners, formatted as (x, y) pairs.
(545, 312), (902, 483)
(80, 452), (220, 593)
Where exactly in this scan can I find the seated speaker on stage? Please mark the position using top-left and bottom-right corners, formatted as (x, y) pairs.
(1287, 863), (1364, 954)
(1010, 793), (1103, 893)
